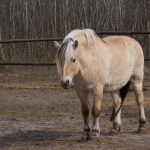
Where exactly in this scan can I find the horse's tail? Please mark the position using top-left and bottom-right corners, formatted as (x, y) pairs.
(110, 81), (130, 122)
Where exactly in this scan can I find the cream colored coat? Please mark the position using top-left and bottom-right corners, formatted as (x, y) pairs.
(73, 34), (143, 93)
(54, 29), (146, 141)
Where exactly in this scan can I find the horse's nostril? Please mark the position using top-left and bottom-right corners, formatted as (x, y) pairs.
(60, 80), (70, 88)
(66, 80), (69, 85)
(64, 80), (69, 86)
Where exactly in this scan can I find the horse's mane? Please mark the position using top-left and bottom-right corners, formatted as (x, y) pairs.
(63, 29), (105, 47)
(56, 38), (75, 75)
(56, 29), (104, 75)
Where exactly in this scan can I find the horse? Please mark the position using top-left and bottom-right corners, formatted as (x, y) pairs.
(54, 29), (147, 142)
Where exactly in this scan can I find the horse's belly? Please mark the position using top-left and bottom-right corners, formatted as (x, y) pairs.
(103, 54), (134, 92)
(103, 75), (131, 92)
(103, 84), (124, 92)
(103, 82), (126, 92)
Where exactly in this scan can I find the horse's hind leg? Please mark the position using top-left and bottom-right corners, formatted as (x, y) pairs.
(109, 90), (121, 135)
(75, 86), (91, 142)
(130, 77), (147, 134)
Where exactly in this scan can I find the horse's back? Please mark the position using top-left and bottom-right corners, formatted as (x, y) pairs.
(103, 36), (144, 62)
(103, 36), (144, 70)
(103, 36), (144, 92)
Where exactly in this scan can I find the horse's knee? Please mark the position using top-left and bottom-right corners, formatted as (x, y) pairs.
(92, 107), (100, 118)
(82, 105), (89, 117)
(131, 80), (143, 93)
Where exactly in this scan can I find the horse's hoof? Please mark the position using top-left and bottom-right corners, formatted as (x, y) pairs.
(138, 128), (147, 134)
(109, 130), (119, 136)
(80, 135), (89, 142)
(88, 136), (99, 142)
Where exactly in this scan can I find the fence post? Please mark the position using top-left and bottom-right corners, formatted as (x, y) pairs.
(80, 20), (84, 29)
(0, 26), (4, 59)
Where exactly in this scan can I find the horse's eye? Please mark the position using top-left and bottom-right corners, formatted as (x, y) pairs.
(72, 59), (76, 63)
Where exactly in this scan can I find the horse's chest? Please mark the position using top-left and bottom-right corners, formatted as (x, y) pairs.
(74, 74), (97, 92)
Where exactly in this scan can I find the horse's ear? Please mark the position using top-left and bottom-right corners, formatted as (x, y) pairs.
(54, 41), (61, 49)
(73, 40), (78, 50)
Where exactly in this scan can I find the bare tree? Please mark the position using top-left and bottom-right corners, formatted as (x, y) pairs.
(0, 0), (150, 66)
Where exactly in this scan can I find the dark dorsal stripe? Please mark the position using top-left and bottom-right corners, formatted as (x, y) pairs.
(94, 32), (107, 44)
(57, 42), (68, 59)
(57, 38), (75, 59)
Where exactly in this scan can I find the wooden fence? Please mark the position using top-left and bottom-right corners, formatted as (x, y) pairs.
(0, 27), (150, 66)
(0, 31), (150, 44)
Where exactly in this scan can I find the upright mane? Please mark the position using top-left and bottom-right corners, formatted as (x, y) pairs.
(56, 29), (103, 75)
(56, 38), (75, 75)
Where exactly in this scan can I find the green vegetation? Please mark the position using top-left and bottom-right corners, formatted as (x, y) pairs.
(144, 67), (150, 74)
(19, 71), (59, 79)
(0, 69), (59, 79)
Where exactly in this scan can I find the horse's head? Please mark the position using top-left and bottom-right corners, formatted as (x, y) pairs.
(54, 38), (79, 89)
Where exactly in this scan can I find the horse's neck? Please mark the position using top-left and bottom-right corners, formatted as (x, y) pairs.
(77, 35), (109, 58)
(77, 37), (110, 73)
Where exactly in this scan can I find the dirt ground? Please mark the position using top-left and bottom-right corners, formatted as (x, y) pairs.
(0, 74), (150, 150)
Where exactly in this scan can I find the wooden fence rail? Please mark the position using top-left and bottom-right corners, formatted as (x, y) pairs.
(96, 31), (150, 35)
(0, 30), (150, 65)
(0, 31), (150, 44)
(0, 62), (56, 66)
(0, 59), (149, 66)
(0, 38), (63, 44)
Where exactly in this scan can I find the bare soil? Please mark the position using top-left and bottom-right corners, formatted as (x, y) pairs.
(0, 75), (150, 150)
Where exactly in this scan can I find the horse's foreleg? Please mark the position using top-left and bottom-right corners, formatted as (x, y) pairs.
(110, 90), (121, 135)
(131, 80), (147, 134)
(89, 85), (103, 142)
(81, 101), (91, 142)
(75, 86), (91, 142)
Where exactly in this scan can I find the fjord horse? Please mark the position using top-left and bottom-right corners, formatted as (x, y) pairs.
(54, 29), (146, 142)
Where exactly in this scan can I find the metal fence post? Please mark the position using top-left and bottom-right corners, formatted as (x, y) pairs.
(80, 20), (84, 29)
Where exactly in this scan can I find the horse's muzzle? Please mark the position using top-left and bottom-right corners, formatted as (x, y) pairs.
(61, 80), (70, 89)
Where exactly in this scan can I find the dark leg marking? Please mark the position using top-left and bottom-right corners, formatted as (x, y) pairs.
(92, 108), (100, 118)
(88, 129), (100, 142)
(138, 120), (147, 134)
(82, 106), (89, 117)
(80, 129), (91, 142)
(109, 122), (120, 136)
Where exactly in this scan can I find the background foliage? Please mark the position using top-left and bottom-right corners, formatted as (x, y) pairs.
(0, 0), (150, 68)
